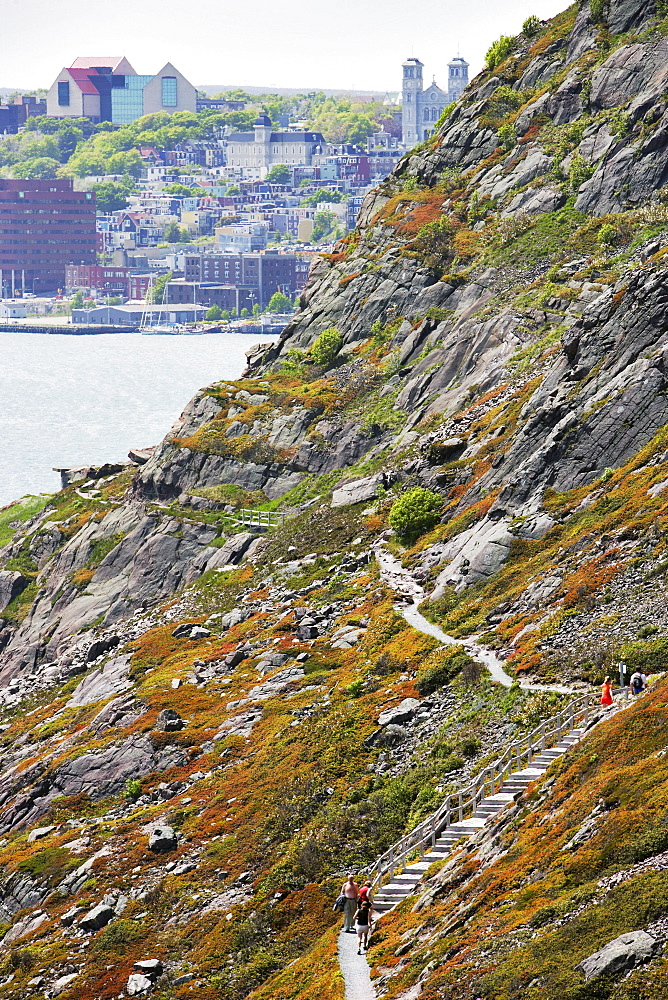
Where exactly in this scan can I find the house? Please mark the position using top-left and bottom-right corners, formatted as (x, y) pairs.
(46, 56), (196, 124)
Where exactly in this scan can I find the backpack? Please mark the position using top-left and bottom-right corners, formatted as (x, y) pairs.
(630, 672), (644, 692)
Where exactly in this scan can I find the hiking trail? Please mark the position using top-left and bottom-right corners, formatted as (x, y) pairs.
(374, 545), (572, 693)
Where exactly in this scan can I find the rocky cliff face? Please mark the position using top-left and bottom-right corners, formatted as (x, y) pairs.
(1, 1), (668, 997)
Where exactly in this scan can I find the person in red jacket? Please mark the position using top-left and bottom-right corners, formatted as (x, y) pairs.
(601, 676), (614, 706)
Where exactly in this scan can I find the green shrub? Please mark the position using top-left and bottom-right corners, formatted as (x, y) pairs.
(590, 0), (607, 21)
(485, 35), (515, 70)
(498, 122), (517, 151)
(388, 487), (444, 544)
(569, 154), (593, 191)
(619, 821), (668, 865)
(345, 679), (365, 698)
(522, 15), (542, 37)
(416, 647), (472, 694)
(619, 638), (668, 673)
(597, 223), (617, 247)
(125, 778), (142, 800)
(310, 327), (343, 368)
(92, 919), (146, 955)
(206, 304), (223, 321)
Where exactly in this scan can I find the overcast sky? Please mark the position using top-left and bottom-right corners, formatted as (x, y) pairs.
(2, 0), (568, 93)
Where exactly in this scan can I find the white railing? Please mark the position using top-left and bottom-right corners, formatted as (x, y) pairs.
(227, 508), (287, 530)
(370, 693), (592, 893)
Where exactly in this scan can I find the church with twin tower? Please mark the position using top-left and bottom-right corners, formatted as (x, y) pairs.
(401, 55), (469, 147)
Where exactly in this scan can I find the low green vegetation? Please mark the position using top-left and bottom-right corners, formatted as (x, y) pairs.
(388, 487), (444, 544)
(310, 327), (343, 368)
(0, 495), (50, 548)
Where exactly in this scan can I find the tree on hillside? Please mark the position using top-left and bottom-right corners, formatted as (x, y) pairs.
(164, 221), (189, 243)
(311, 209), (343, 244)
(266, 164), (291, 184)
(301, 188), (345, 207)
(13, 156), (60, 178)
(92, 177), (135, 213)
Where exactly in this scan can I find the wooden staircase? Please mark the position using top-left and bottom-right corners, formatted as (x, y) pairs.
(370, 695), (593, 916)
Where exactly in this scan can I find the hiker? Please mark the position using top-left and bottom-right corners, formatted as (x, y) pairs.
(358, 881), (372, 904)
(354, 897), (374, 954)
(600, 676), (614, 707)
(630, 670), (646, 696)
(341, 873), (359, 933)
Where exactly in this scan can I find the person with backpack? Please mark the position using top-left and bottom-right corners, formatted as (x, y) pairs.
(340, 874), (359, 932)
(630, 670), (646, 695)
(354, 897), (374, 954)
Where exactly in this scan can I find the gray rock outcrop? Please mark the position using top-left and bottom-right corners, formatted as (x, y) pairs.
(578, 930), (661, 980)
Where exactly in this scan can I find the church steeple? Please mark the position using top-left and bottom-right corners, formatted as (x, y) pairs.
(401, 57), (423, 148)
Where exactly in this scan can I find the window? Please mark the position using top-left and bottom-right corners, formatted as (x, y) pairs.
(405, 92), (411, 103)
(423, 108), (430, 121)
(162, 76), (178, 107)
(58, 81), (70, 106)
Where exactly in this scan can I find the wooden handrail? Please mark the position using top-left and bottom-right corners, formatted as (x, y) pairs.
(369, 693), (591, 891)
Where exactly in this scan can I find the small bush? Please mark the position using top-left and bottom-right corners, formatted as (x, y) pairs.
(206, 304), (223, 321)
(590, 0), (607, 21)
(125, 778), (142, 800)
(486, 35), (515, 70)
(498, 122), (517, 151)
(597, 223), (617, 247)
(522, 15), (542, 37)
(416, 647), (473, 694)
(569, 154), (593, 191)
(310, 327), (343, 368)
(92, 919), (146, 955)
(345, 679), (365, 698)
(388, 487), (444, 543)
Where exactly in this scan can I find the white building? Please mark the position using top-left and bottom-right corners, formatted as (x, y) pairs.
(225, 116), (325, 179)
(401, 56), (469, 146)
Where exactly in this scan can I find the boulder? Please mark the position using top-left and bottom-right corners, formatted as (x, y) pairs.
(578, 930), (661, 980)
(189, 625), (211, 640)
(27, 825), (55, 843)
(134, 959), (163, 978)
(148, 825), (178, 853)
(204, 532), (254, 569)
(86, 635), (120, 662)
(127, 973), (153, 995)
(172, 622), (195, 638)
(79, 903), (115, 931)
(155, 709), (184, 732)
(51, 973), (79, 995)
(331, 475), (382, 508)
(378, 698), (421, 727)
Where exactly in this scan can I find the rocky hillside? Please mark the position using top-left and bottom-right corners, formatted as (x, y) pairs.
(1, 0), (668, 997)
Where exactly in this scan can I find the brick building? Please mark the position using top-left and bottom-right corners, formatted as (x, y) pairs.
(65, 263), (130, 296)
(176, 250), (310, 308)
(0, 179), (97, 294)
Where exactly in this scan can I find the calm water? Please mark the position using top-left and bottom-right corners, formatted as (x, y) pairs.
(0, 331), (277, 507)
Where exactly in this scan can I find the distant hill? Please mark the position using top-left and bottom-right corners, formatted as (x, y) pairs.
(197, 83), (389, 99)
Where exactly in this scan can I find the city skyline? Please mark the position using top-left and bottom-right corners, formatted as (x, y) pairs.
(1, 0), (567, 93)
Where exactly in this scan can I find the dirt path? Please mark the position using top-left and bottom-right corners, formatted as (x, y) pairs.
(375, 545), (572, 694)
(337, 928), (375, 1000)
